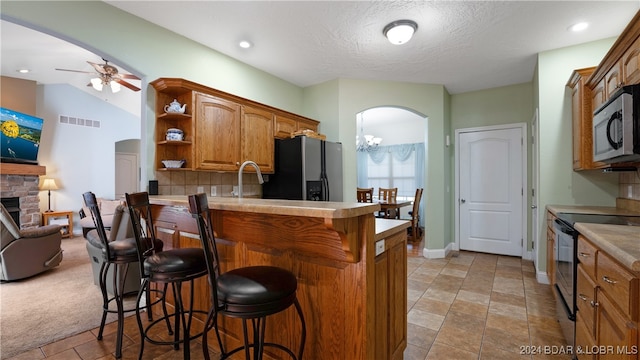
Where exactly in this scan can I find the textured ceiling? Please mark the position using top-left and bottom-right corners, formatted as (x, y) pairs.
(106, 0), (640, 94)
(1, 1), (639, 119)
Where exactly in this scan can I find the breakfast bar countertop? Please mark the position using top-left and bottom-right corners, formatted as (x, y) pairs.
(149, 195), (380, 219)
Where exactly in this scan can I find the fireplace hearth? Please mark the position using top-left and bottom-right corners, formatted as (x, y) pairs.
(0, 174), (41, 229)
(1, 197), (20, 226)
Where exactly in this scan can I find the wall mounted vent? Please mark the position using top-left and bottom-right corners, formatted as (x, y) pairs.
(59, 115), (100, 128)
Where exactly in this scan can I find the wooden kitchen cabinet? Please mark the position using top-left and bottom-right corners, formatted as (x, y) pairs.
(587, 10), (640, 104)
(574, 235), (639, 359)
(374, 229), (407, 360)
(194, 92), (242, 171)
(151, 78), (319, 173)
(274, 113), (320, 139)
(568, 67), (607, 171)
(242, 105), (274, 173)
(623, 36), (640, 86)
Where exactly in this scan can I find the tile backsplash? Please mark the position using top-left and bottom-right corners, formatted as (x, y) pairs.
(155, 171), (263, 198)
(618, 169), (640, 200)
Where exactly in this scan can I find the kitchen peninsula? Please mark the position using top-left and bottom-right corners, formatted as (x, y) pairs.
(149, 196), (409, 360)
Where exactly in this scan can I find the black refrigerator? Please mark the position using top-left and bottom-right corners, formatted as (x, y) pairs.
(263, 136), (343, 201)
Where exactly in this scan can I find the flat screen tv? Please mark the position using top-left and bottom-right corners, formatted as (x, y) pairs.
(0, 107), (43, 165)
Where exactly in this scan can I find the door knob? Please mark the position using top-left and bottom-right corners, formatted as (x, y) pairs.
(531, 205), (537, 209)
(460, 199), (466, 203)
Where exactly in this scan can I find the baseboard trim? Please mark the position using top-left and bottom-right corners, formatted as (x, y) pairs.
(422, 242), (453, 259)
(537, 270), (550, 284)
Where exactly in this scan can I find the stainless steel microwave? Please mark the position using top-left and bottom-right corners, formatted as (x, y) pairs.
(593, 84), (640, 163)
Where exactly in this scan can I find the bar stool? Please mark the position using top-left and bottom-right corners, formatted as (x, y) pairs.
(188, 193), (306, 360)
(125, 192), (208, 360)
(82, 191), (163, 359)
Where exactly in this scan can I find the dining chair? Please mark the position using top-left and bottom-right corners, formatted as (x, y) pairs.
(377, 187), (398, 218)
(356, 187), (373, 203)
(406, 188), (423, 242)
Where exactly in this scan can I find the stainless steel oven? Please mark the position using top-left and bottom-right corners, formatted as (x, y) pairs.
(554, 218), (577, 349)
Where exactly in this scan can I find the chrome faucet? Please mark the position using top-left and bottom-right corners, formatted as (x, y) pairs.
(238, 160), (264, 198)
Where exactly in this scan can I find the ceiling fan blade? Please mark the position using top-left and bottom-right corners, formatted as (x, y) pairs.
(87, 61), (107, 74)
(115, 79), (141, 92)
(55, 68), (94, 74)
(119, 73), (140, 80)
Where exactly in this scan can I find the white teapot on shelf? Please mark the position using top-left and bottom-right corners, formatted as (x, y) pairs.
(164, 99), (186, 114)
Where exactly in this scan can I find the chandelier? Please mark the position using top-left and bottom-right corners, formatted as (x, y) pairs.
(356, 113), (382, 152)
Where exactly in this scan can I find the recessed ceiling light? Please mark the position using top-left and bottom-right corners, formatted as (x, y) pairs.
(17, 69), (31, 74)
(569, 22), (589, 32)
(239, 40), (252, 49)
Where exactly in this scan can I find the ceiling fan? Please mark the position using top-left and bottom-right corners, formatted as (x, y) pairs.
(55, 59), (140, 92)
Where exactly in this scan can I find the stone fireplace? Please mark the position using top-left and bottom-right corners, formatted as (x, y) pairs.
(0, 164), (45, 229)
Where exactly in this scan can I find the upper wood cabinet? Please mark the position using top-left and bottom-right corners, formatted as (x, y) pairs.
(151, 78), (319, 174)
(568, 67), (607, 171)
(242, 105), (274, 173)
(194, 92), (241, 171)
(273, 113), (319, 139)
(586, 10), (640, 101)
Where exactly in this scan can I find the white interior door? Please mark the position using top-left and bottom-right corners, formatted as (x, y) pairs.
(115, 152), (139, 199)
(458, 125), (525, 256)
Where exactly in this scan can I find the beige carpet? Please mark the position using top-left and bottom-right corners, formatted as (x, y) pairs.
(0, 236), (135, 359)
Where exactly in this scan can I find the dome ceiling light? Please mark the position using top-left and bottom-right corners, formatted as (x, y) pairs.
(383, 19), (418, 45)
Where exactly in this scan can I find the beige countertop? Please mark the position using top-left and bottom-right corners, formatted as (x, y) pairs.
(375, 218), (410, 241)
(575, 223), (640, 273)
(149, 195), (380, 219)
(546, 205), (640, 217)
(547, 204), (640, 273)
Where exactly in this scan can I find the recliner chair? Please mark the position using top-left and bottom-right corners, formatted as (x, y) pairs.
(0, 204), (63, 281)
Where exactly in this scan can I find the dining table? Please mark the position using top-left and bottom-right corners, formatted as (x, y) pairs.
(377, 200), (412, 219)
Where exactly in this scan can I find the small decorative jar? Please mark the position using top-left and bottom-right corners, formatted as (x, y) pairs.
(166, 128), (184, 141)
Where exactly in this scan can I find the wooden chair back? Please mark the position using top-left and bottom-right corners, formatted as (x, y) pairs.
(356, 187), (373, 203)
(378, 188), (397, 203)
(408, 188), (423, 242)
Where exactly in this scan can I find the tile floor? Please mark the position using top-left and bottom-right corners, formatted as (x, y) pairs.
(7, 241), (570, 360)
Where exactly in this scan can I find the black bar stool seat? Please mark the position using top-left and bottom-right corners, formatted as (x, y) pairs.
(218, 265), (297, 315)
(144, 248), (207, 281)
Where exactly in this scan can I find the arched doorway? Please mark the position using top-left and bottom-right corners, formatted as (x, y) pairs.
(355, 106), (427, 222)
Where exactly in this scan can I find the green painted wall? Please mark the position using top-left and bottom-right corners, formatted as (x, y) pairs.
(451, 83), (534, 250)
(536, 38), (620, 274)
(304, 79), (452, 253)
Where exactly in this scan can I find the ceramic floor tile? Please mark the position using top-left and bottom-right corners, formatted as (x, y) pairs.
(411, 297), (452, 316)
(19, 248), (569, 360)
(456, 289), (491, 306)
(425, 342), (478, 360)
(407, 309), (445, 331)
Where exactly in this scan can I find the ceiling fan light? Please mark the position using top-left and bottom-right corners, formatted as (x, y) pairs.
(90, 77), (103, 91)
(110, 80), (121, 93)
(383, 20), (417, 45)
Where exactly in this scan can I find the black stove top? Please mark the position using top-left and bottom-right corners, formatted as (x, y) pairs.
(556, 213), (640, 227)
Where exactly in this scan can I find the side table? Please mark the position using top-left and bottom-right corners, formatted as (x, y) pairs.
(42, 210), (74, 238)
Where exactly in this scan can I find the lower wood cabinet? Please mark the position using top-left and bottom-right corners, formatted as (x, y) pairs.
(374, 229), (407, 360)
(575, 235), (639, 360)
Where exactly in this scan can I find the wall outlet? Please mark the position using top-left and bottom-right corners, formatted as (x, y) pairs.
(375, 240), (385, 256)
(211, 186), (217, 196)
